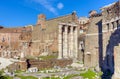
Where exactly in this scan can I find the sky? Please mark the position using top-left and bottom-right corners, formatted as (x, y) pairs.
(0, 0), (118, 27)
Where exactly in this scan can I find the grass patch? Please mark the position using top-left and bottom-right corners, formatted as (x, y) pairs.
(18, 76), (38, 79)
(0, 70), (4, 75)
(38, 55), (57, 60)
(5, 76), (13, 79)
(76, 61), (83, 64)
(42, 76), (61, 79)
(15, 70), (25, 74)
(63, 74), (79, 79)
(80, 69), (100, 79)
(25, 56), (36, 59)
(0, 76), (13, 79)
(0, 70), (13, 79)
(42, 74), (80, 79)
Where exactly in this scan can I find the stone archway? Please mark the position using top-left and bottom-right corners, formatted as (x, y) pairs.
(102, 26), (120, 79)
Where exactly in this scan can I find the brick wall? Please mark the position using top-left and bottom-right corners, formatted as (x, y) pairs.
(84, 16), (102, 67)
(27, 59), (73, 69)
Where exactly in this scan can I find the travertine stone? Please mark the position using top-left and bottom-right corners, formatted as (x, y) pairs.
(114, 45), (120, 79)
(74, 27), (78, 59)
(70, 26), (74, 58)
(114, 21), (118, 28)
(58, 23), (78, 60)
(103, 24), (108, 31)
(109, 22), (113, 30)
(68, 27), (71, 58)
(64, 26), (68, 58)
(58, 24), (63, 59)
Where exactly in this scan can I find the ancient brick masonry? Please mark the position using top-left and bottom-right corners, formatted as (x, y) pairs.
(83, 1), (120, 79)
(0, 26), (32, 58)
(30, 59), (72, 69)
(101, 1), (120, 78)
(0, 12), (78, 58)
(31, 12), (78, 56)
(1, 2), (120, 78)
(8, 61), (27, 71)
(11, 59), (72, 70)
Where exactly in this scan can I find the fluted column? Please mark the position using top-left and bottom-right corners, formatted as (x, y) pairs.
(114, 21), (118, 29)
(58, 24), (63, 59)
(68, 27), (71, 58)
(109, 23), (113, 31)
(63, 26), (68, 58)
(70, 26), (73, 58)
(74, 27), (78, 59)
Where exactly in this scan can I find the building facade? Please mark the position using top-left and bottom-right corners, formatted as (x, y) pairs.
(0, 1), (120, 78)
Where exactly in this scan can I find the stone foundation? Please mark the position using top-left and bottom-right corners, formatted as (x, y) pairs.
(27, 59), (73, 69)
(8, 59), (73, 71)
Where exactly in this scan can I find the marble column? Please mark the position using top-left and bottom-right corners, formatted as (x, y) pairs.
(58, 24), (63, 59)
(70, 26), (73, 58)
(68, 27), (71, 58)
(118, 20), (120, 25)
(20, 52), (24, 58)
(58, 23), (78, 60)
(63, 26), (68, 58)
(114, 21), (118, 29)
(63, 27), (65, 57)
(74, 27), (78, 59)
(109, 23), (113, 31)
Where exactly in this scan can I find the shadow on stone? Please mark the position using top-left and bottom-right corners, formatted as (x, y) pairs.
(97, 20), (120, 79)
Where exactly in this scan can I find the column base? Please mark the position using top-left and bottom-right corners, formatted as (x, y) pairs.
(73, 58), (78, 63)
(63, 56), (69, 59)
(57, 56), (62, 59)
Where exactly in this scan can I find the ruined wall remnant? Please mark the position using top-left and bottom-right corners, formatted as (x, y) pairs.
(26, 59), (73, 69)
(0, 26), (33, 58)
(31, 12), (78, 56)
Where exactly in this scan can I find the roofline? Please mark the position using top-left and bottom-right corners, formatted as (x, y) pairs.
(46, 11), (78, 21)
(46, 14), (71, 21)
(100, 1), (119, 10)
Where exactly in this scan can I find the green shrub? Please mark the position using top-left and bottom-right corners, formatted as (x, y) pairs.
(18, 76), (38, 79)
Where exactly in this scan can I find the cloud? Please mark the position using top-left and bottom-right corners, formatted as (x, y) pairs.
(31, 0), (58, 15)
(57, 2), (64, 9)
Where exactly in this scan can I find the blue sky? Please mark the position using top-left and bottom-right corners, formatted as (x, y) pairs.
(0, 0), (118, 27)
